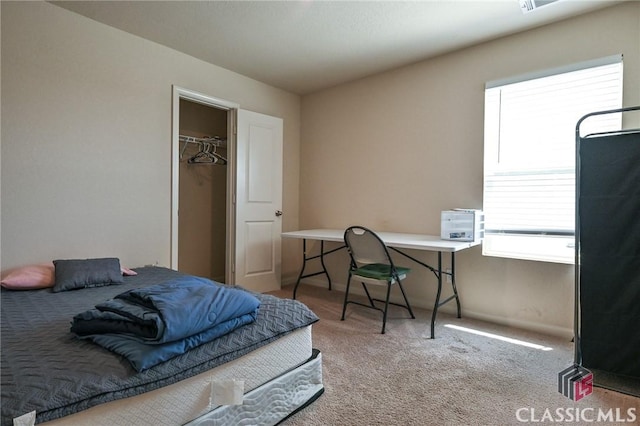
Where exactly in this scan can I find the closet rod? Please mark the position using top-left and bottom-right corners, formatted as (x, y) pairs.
(179, 135), (226, 158)
(179, 134), (226, 146)
(179, 134), (228, 165)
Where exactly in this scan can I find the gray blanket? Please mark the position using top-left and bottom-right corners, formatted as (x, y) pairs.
(1, 267), (318, 425)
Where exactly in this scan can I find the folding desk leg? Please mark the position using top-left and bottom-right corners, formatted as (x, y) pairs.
(292, 239), (309, 300)
(388, 247), (462, 338)
(451, 252), (461, 318)
(430, 252), (443, 339)
(292, 240), (334, 300)
(319, 241), (332, 291)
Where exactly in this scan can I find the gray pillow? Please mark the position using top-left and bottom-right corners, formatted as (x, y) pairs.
(53, 258), (124, 292)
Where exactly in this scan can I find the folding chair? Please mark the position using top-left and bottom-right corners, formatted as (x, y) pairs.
(341, 226), (415, 333)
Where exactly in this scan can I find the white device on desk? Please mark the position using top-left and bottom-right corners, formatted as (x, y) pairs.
(441, 209), (484, 242)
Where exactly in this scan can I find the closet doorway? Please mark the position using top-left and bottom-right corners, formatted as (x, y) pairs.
(171, 87), (238, 284)
(171, 86), (284, 292)
(177, 99), (229, 282)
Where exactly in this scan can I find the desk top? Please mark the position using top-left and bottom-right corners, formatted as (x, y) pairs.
(282, 229), (481, 253)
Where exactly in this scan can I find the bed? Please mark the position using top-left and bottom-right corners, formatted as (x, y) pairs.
(1, 265), (323, 425)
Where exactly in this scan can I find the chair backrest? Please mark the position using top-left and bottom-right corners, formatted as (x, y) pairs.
(344, 226), (393, 267)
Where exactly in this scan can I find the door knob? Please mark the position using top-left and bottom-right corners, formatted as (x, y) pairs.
(275, 210), (283, 217)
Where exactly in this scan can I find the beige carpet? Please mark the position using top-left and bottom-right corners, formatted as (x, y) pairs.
(269, 284), (639, 425)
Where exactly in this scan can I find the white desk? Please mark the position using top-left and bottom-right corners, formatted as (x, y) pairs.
(282, 228), (481, 338)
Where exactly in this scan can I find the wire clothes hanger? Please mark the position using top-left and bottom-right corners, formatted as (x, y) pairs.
(179, 135), (228, 165)
(187, 141), (227, 165)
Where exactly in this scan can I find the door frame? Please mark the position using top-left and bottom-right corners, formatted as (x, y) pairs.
(171, 86), (239, 283)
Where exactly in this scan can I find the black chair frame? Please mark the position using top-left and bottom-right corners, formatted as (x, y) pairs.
(341, 226), (415, 334)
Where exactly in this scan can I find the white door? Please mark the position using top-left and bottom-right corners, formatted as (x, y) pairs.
(234, 110), (283, 292)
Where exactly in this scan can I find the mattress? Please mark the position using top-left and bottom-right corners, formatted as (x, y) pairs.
(41, 326), (314, 425)
(188, 349), (324, 426)
(1, 267), (319, 425)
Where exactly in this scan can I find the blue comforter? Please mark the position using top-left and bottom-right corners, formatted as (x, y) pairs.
(71, 276), (260, 371)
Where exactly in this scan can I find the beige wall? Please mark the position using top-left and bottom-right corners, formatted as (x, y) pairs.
(2, 1), (638, 337)
(0, 1), (301, 271)
(295, 2), (640, 337)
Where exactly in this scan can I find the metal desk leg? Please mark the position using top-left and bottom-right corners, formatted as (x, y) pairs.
(292, 239), (309, 300)
(430, 252), (443, 339)
(319, 241), (332, 292)
(451, 252), (461, 318)
(431, 252), (462, 337)
(387, 247), (463, 338)
(292, 239), (344, 299)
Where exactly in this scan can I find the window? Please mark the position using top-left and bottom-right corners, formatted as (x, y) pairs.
(483, 56), (623, 263)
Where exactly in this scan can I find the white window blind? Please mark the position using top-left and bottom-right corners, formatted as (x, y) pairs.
(483, 56), (623, 263)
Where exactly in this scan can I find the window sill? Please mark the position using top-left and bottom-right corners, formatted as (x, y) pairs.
(482, 234), (575, 264)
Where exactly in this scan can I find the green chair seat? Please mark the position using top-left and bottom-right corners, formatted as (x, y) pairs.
(353, 263), (410, 280)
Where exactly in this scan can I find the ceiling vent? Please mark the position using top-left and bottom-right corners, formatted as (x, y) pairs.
(519, 0), (560, 13)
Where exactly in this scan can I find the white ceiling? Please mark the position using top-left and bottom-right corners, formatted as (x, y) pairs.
(51, 0), (621, 95)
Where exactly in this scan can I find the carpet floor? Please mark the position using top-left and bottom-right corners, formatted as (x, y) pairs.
(269, 284), (639, 426)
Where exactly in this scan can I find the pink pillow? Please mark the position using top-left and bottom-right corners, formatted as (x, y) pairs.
(121, 267), (138, 276)
(1, 263), (55, 290)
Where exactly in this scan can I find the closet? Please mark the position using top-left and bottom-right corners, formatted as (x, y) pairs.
(575, 106), (640, 395)
(178, 99), (229, 283)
